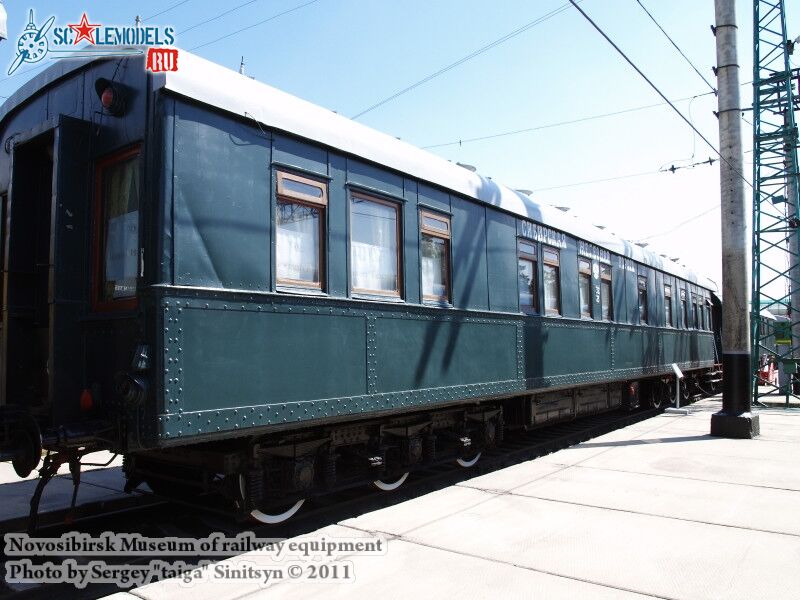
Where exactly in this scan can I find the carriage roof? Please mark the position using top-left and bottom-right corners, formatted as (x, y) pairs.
(0, 49), (717, 291)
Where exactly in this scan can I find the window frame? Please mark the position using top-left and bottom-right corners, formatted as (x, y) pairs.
(419, 209), (451, 303)
(518, 239), (538, 314)
(691, 293), (700, 329)
(349, 191), (403, 298)
(664, 283), (673, 327)
(92, 144), (142, 313)
(275, 170), (328, 291)
(599, 263), (613, 321)
(578, 257), (593, 319)
(542, 245), (561, 316)
(637, 275), (648, 325)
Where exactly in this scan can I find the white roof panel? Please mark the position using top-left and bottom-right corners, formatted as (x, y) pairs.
(0, 50), (718, 291)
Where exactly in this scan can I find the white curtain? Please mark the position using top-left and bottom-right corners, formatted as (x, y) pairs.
(351, 199), (397, 291)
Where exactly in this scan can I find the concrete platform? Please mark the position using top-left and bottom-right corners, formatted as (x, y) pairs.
(0, 451), (130, 526)
(95, 397), (800, 600)
(754, 385), (800, 408)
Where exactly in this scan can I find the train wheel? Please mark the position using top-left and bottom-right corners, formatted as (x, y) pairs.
(372, 472), (409, 491)
(456, 452), (481, 468)
(645, 384), (662, 410)
(680, 379), (691, 402)
(238, 475), (305, 524)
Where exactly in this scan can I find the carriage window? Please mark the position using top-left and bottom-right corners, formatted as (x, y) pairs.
(420, 210), (450, 302)
(692, 293), (700, 329)
(705, 298), (712, 331)
(350, 193), (401, 296)
(543, 246), (561, 316)
(579, 258), (592, 318)
(637, 276), (648, 324)
(600, 263), (612, 321)
(518, 240), (538, 313)
(664, 284), (672, 327)
(95, 146), (140, 308)
(680, 289), (688, 328)
(276, 171), (327, 289)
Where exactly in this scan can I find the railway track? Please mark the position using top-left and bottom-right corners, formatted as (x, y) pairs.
(0, 405), (660, 599)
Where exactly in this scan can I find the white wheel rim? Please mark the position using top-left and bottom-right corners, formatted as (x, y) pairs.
(239, 475), (305, 524)
(250, 499), (305, 524)
(457, 452), (481, 468)
(372, 472), (409, 491)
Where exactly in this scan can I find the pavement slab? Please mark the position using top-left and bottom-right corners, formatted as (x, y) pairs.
(82, 398), (800, 599)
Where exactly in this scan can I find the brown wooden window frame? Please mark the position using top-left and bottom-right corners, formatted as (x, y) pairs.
(542, 245), (561, 316)
(275, 170), (328, 291)
(637, 275), (648, 325)
(420, 209), (451, 303)
(518, 240), (538, 314)
(578, 257), (593, 319)
(664, 283), (673, 327)
(349, 191), (403, 298)
(92, 144), (141, 313)
(600, 263), (613, 321)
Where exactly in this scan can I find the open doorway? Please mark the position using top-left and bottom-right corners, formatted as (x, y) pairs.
(3, 132), (54, 411)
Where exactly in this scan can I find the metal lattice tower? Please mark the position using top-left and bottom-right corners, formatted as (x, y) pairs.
(751, 0), (800, 404)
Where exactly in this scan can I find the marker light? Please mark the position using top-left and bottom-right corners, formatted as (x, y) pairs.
(101, 87), (115, 110)
(94, 78), (127, 116)
(80, 389), (93, 411)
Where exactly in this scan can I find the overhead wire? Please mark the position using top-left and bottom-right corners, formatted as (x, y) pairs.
(143, 0), (193, 22)
(423, 90), (716, 150)
(635, 204), (721, 242)
(566, 0), (752, 189)
(351, 1), (579, 120)
(531, 169), (661, 192)
(181, 0), (263, 35)
(189, 0), (322, 51)
(634, 0), (717, 94)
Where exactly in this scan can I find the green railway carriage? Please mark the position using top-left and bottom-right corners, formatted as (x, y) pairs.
(0, 51), (720, 522)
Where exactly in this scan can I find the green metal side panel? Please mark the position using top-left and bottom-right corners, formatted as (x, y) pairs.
(375, 318), (517, 392)
(347, 159), (403, 197)
(152, 293), (717, 444)
(328, 155), (348, 297)
(560, 240), (579, 319)
(173, 101), (271, 290)
(486, 210), (518, 313)
(614, 327), (659, 369)
(418, 184), (450, 213)
(524, 320), (613, 380)
(173, 307), (367, 412)
(273, 134), (328, 176)
(451, 197), (489, 310)
(662, 330), (678, 364)
(403, 180), (421, 303)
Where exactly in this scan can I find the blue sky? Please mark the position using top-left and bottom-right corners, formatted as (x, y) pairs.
(1, 0), (798, 286)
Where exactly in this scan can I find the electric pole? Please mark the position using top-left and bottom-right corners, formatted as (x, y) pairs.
(710, 0), (760, 437)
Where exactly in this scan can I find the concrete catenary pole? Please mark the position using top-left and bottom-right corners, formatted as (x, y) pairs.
(710, 0), (760, 438)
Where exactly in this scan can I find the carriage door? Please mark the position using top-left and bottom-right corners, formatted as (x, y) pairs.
(1, 116), (90, 425)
